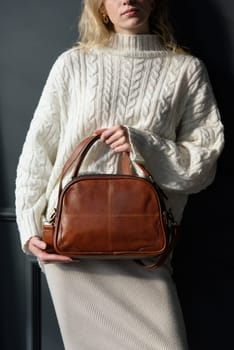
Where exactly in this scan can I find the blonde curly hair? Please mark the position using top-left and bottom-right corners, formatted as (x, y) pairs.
(77, 0), (183, 52)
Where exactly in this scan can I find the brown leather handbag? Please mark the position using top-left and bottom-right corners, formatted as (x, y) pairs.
(43, 134), (179, 269)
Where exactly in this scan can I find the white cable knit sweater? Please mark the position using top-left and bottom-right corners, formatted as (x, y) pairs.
(15, 34), (224, 252)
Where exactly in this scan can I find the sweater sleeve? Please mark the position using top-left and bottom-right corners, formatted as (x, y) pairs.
(15, 53), (69, 253)
(127, 57), (224, 194)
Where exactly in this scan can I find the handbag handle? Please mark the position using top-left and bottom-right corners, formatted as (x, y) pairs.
(58, 134), (151, 197)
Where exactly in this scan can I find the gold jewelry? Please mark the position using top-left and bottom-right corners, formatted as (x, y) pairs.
(102, 14), (109, 24)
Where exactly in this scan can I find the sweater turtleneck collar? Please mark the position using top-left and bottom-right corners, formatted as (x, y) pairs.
(93, 33), (166, 58)
(111, 33), (163, 52)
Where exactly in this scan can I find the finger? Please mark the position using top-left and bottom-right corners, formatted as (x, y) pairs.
(98, 125), (122, 142)
(104, 127), (127, 145)
(41, 254), (73, 264)
(28, 237), (46, 253)
(38, 250), (73, 264)
(99, 129), (115, 142)
(112, 143), (131, 153)
(32, 239), (47, 250)
(94, 128), (107, 136)
(28, 240), (72, 263)
(109, 135), (127, 148)
(28, 244), (45, 258)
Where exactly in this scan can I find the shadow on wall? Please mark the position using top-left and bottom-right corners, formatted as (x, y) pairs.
(170, 1), (234, 349)
(0, 107), (7, 350)
(171, 0), (233, 174)
(0, 108), (8, 208)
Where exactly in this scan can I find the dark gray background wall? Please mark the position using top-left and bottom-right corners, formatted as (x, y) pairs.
(0, 1), (80, 349)
(0, 1), (233, 349)
(171, 1), (234, 349)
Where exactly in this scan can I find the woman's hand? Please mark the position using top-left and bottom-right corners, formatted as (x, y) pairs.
(95, 125), (131, 153)
(28, 236), (73, 264)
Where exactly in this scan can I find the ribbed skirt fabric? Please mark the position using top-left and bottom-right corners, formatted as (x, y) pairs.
(44, 260), (188, 350)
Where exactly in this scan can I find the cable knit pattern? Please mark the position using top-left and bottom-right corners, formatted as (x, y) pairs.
(15, 33), (224, 252)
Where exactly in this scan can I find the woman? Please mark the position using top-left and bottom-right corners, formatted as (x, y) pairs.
(15, 0), (224, 349)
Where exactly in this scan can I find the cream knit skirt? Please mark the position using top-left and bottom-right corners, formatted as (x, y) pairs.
(44, 260), (188, 350)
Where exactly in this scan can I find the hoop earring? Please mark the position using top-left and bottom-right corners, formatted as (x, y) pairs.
(102, 14), (109, 24)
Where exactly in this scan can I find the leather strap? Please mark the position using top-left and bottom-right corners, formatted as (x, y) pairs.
(58, 135), (99, 196)
(58, 134), (151, 198)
